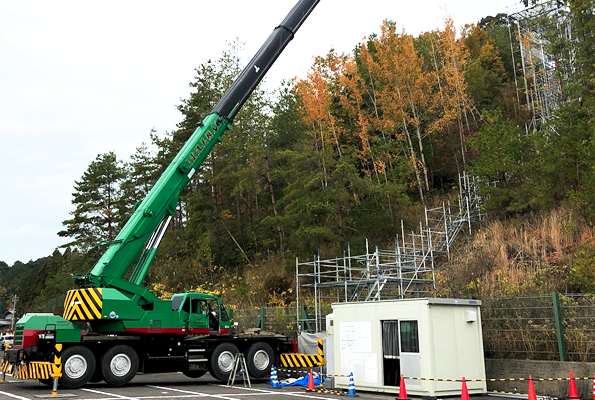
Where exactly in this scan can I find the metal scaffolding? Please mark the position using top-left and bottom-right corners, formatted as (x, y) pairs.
(507, 0), (572, 130)
(296, 172), (487, 332)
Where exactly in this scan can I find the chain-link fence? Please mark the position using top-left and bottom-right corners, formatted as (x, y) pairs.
(232, 306), (298, 338)
(481, 294), (559, 360)
(481, 293), (595, 361)
(560, 293), (595, 361)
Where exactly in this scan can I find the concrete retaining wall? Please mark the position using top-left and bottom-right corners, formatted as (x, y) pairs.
(485, 359), (595, 399)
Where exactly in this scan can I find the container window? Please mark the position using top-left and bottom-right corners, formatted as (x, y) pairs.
(400, 320), (419, 353)
(382, 320), (399, 358)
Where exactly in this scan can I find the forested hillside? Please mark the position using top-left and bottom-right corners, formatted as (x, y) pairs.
(2, 0), (595, 315)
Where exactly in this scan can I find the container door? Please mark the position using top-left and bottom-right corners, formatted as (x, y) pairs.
(399, 320), (421, 389)
(381, 320), (400, 386)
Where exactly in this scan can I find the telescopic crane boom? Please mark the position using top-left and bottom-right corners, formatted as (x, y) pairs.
(77, 0), (320, 300)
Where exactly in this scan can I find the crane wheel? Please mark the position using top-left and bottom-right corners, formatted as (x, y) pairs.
(101, 345), (139, 386)
(208, 343), (238, 381)
(246, 342), (275, 379)
(59, 346), (96, 389)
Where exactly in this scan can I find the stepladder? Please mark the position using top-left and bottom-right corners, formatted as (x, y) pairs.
(227, 353), (251, 388)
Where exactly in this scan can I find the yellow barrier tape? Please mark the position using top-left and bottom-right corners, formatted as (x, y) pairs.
(490, 390), (528, 395)
(311, 388), (347, 396)
(277, 367), (351, 378)
(402, 376), (592, 382)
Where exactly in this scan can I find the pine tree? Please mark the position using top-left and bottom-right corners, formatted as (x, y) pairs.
(58, 152), (127, 251)
(120, 138), (161, 220)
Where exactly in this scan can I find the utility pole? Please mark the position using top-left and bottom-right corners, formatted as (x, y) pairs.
(9, 294), (18, 333)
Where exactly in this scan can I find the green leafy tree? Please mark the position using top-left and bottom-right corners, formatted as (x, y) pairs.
(469, 110), (535, 212)
(569, 242), (595, 292)
(58, 152), (127, 251)
(463, 23), (507, 111)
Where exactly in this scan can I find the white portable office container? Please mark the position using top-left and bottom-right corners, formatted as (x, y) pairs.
(329, 298), (486, 396)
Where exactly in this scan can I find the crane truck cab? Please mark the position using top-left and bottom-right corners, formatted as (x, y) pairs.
(172, 293), (231, 334)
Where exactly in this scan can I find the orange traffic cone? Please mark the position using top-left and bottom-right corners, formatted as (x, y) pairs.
(568, 372), (580, 400)
(398, 374), (409, 400)
(461, 377), (470, 400)
(528, 375), (537, 400)
(306, 368), (316, 392)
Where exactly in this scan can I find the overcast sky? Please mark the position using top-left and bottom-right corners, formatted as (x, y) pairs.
(0, 0), (519, 266)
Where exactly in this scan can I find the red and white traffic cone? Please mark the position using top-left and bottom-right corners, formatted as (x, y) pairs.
(568, 372), (580, 400)
(461, 377), (470, 400)
(306, 368), (315, 392)
(397, 374), (409, 400)
(528, 375), (537, 400)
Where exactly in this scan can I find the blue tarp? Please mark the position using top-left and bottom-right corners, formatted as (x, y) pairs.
(278, 374), (324, 387)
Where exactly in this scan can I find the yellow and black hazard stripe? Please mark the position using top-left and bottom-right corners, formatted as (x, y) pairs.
(317, 339), (325, 366)
(0, 345), (63, 381)
(63, 288), (103, 320)
(280, 353), (324, 368)
(1, 359), (13, 374)
(16, 362), (54, 380)
(52, 344), (63, 378)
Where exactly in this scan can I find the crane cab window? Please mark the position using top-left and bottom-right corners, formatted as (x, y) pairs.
(220, 304), (230, 321)
(207, 300), (219, 316)
(200, 300), (209, 315)
(181, 298), (191, 313)
(191, 298), (201, 314)
(171, 296), (183, 311)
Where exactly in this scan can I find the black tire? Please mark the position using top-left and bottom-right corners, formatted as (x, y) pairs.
(246, 342), (275, 379)
(59, 346), (96, 389)
(208, 343), (238, 381)
(38, 378), (53, 386)
(183, 370), (207, 379)
(100, 345), (139, 386)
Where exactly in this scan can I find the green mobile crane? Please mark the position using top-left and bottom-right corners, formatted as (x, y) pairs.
(2, 0), (319, 389)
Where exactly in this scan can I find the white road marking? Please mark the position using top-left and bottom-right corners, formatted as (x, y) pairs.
(212, 394), (306, 397)
(149, 385), (239, 400)
(77, 396), (206, 400)
(212, 384), (333, 400)
(82, 387), (141, 399)
(80, 394), (310, 400)
(0, 390), (31, 400)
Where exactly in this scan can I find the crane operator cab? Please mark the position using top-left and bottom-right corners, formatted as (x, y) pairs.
(173, 293), (231, 335)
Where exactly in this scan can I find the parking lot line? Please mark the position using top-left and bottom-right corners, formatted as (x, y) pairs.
(148, 385), (239, 400)
(82, 387), (141, 399)
(0, 390), (31, 400)
(80, 395), (202, 400)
